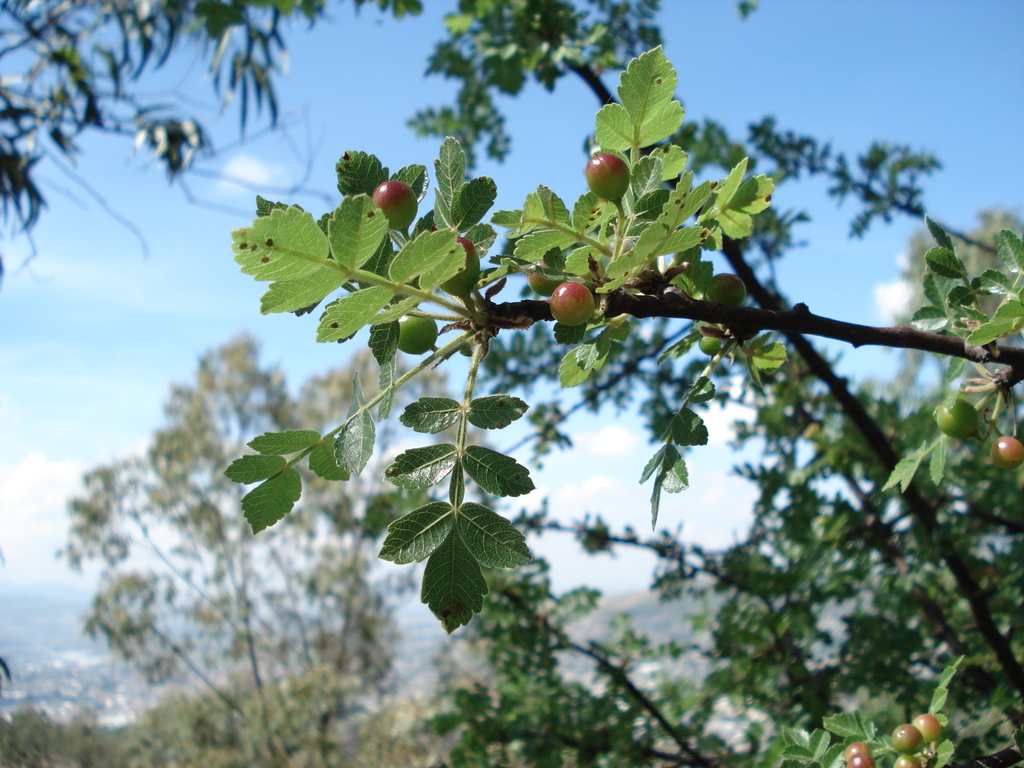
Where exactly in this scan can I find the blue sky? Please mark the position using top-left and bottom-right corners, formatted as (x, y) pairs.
(1, 1), (1022, 606)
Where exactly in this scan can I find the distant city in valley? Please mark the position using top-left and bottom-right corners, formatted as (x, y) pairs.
(0, 582), (708, 727)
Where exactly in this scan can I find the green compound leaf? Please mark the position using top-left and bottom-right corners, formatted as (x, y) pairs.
(307, 444), (349, 481)
(649, 144), (688, 179)
(400, 397), (462, 433)
(255, 195), (288, 217)
(260, 267), (347, 314)
(467, 395), (529, 429)
(823, 711), (876, 741)
(378, 501), (454, 564)
(233, 206), (330, 282)
(749, 339), (787, 370)
(433, 137), (466, 230)
(327, 194), (390, 272)
(384, 444), (458, 489)
(335, 378), (375, 476)
(630, 155), (665, 200)
(595, 46), (683, 151)
(572, 191), (615, 233)
(882, 440), (935, 493)
(977, 268), (1011, 294)
(225, 454), (287, 484)
(392, 164), (428, 199)
(966, 299), (1024, 345)
(640, 444), (688, 528)
(668, 408), (708, 447)
(925, 214), (955, 252)
(930, 655), (963, 714)
(452, 176), (498, 230)
(248, 430), (321, 455)
(242, 468), (302, 534)
(335, 150), (387, 197)
(925, 246), (968, 280)
(514, 228), (576, 263)
(463, 445), (534, 497)
(388, 229), (460, 286)
(688, 376), (717, 404)
(368, 322), (399, 419)
(456, 503), (532, 568)
(996, 229), (1024, 273)
(911, 305), (950, 332)
(421, 529), (486, 633)
(316, 286), (392, 343)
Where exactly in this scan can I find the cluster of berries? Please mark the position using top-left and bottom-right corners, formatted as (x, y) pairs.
(845, 715), (943, 768)
(935, 398), (1024, 470)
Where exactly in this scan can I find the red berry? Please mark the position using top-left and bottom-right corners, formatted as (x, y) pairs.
(891, 724), (923, 756)
(848, 754), (875, 768)
(912, 714), (942, 744)
(371, 180), (418, 230)
(527, 260), (561, 297)
(585, 153), (630, 201)
(440, 237), (480, 295)
(895, 757), (922, 768)
(397, 315), (437, 354)
(550, 282), (596, 327)
(935, 398), (979, 439)
(844, 743), (874, 767)
(705, 274), (747, 306)
(991, 436), (1024, 470)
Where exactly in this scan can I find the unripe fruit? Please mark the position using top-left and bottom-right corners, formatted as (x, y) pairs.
(397, 315), (437, 355)
(705, 273), (747, 306)
(550, 281), (596, 327)
(844, 743), (872, 761)
(585, 153), (630, 201)
(935, 398), (979, 439)
(441, 237), (480, 295)
(891, 724), (923, 756)
(527, 260), (561, 297)
(848, 755), (875, 768)
(895, 757), (922, 768)
(991, 435), (1024, 470)
(912, 714), (942, 744)
(699, 335), (723, 356)
(371, 180), (418, 230)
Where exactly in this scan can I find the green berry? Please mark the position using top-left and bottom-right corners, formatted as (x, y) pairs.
(397, 315), (437, 355)
(527, 260), (561, 297)
(935, 398), (979, 439)
(895, 757), (921, 768)
(441, 237), (480, 295)
(912, 714), (942, 744)
(991, 435), (1024, 470)
(585, 153), (630, 201)
(372, 180), (418, 230)
(891, 724), (923, 756)
(699, 335), (723, 356)
(550, 281), (596, 327)
(705, 273), (747, 306)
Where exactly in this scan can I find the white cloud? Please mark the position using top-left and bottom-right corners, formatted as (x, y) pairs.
(874, 252), (913, 323)
(0, 451), (88, 586)
(701, 399), (755, 447)
(874, 278), (913, 324)
(215, 154), (285, 197)
(583, 424), (640, 457)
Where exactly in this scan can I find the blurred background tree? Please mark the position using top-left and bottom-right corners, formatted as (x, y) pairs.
(61, 335), (450, 766)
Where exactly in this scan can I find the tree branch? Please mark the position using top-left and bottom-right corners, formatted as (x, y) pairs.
(485, 288), (1024, 387)
(719, 235), (1024, 716)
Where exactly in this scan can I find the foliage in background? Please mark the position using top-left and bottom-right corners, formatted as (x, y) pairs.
(61, 335), (454, 766)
